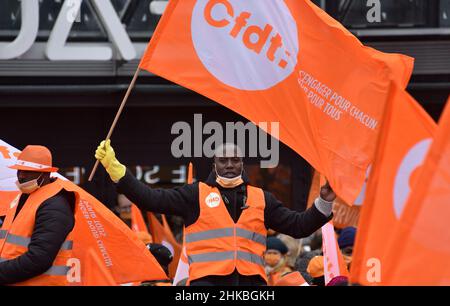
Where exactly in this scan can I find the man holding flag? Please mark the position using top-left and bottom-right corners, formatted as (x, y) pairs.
(95, 141), (335, 286)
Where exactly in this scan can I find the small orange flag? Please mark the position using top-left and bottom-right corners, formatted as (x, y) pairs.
(140, 0), (413, 204)
(148, 212), (182, 279)
(173, 162), (193, 285)
(322, 222), (349, 285)
(162, 214), (182, 278)
(350, 84), (436, 285)
(382, 97), (450, 285)
(131, 204), (149, 234)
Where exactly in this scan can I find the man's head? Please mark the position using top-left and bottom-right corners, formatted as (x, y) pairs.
(117, 194), (132, 221)
(337, 227), (356, 269)
(264, 236), (289, 269)
(9, 145), (58, 194)
(213, 143), (243, 178)
(213, 143), (244, 188)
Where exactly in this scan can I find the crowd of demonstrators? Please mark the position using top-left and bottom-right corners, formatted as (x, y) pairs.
(272, 226), (357, 286)
(0, 142), (360, 286)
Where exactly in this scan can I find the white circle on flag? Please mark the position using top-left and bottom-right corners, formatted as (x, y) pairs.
(191, 0), (299, 91)
(393, 138), (432, 219)
(205, 192), (221, 208)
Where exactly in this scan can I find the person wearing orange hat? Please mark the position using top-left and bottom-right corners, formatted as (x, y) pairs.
(0, 145), (75, 285)
(307, 255), (325, 286)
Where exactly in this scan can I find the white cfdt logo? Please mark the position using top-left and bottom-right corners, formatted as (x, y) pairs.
(205, 192), (221, 208)
(393, 138), (432, 219)
(191, 0), (299, 91)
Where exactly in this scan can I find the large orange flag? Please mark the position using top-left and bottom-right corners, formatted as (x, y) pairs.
(148, 212), (182, 279)
(350, 84), (436, 285)
(382, 98), (450, 285)
(60, 181), (167, 285)
(140, 0), (413, 204)
(83, 248), (117, 286)
(0, 140), (167, 285)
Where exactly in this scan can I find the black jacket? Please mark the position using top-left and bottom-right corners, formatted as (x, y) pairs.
(0, 187), (75, 285)
(117, 170), (331, 286)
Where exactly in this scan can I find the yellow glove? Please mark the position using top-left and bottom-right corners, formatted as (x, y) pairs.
(95, 140), (126, 182)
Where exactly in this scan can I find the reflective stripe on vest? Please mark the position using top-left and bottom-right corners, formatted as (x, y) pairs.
(3, 233), (73, 251)
(185, 227), (266, 246)
(0, 230), (7, 239)
(44, 265), (71, 276)
(188, 250), (265, 266)
(0, 258), (69, 276)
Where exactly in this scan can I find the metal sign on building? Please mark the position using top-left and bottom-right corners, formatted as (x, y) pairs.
(0, 0), (168, 61)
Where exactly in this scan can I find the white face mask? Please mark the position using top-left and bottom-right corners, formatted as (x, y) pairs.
(16, 174), (44, 194)
(214, 164), (244, 188)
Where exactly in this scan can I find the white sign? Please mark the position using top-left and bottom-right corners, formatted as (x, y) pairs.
(191, 0), (299, 91)
(0, 0), (169, 61)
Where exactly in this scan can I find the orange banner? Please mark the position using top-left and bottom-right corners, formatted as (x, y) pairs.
(66, 181), (167, 285)
(140, 0), (413, 204)
(382, 98), (450, 285)
(350, 84), (436, 285)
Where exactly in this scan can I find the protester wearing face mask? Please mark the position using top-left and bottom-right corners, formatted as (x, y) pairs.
(0, 145), (75, 285)
(95, 141), (335, 286)
(264, 237), (293, 286)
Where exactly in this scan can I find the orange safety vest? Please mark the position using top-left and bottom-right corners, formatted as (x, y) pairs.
(0, 179), (76, 286)
(185, 182), (267, 283)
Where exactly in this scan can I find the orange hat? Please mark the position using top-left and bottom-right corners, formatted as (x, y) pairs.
(307, 256), (324, 278)
(9, 145), (59, 173)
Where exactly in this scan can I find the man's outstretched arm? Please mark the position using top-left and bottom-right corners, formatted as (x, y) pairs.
(264, 181), (335, 238)
(96, 140), (198, 220)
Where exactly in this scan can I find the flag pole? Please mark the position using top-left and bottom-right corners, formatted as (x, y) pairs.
(88, 66), (141, 182)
